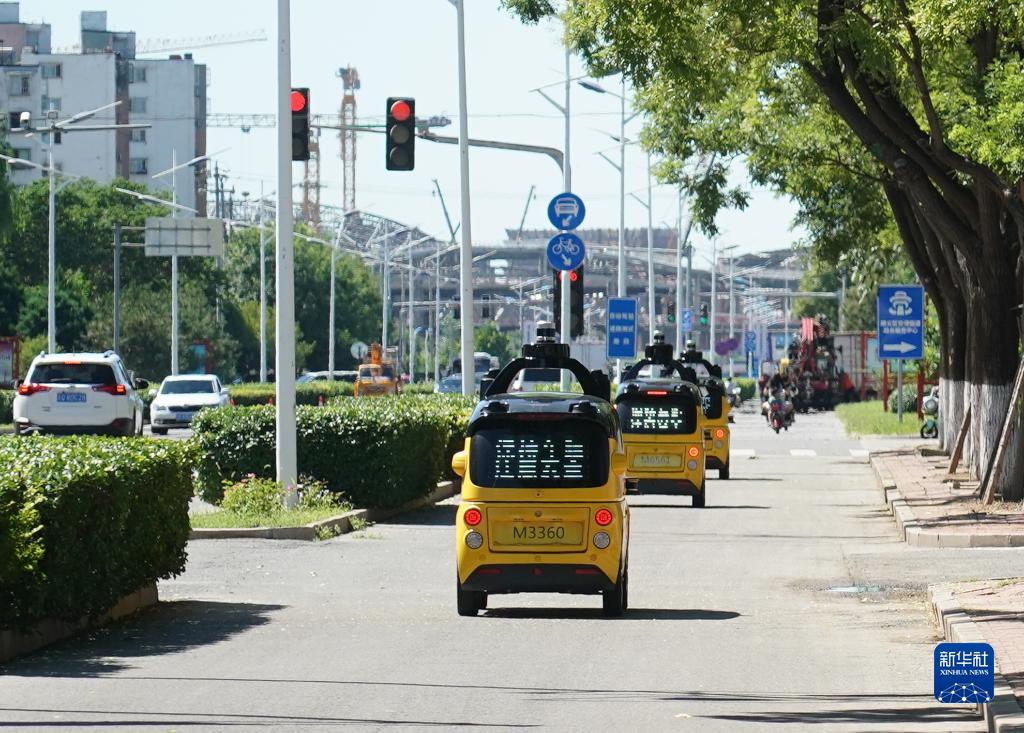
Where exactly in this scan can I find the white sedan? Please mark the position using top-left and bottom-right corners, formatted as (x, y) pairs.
(150, 375), (229, 435)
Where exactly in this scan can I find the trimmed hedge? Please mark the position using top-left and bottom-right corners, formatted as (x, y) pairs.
(887, 384), (918, 413)
(229, 380), (355, 406)
(0, 436), (193, 630)
(733, 378), (758, 401)
(0, 389), (13, 423)
(192, 394), (474, 508)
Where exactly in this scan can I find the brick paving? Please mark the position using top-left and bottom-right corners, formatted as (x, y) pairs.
(872, 449), (1024, 546)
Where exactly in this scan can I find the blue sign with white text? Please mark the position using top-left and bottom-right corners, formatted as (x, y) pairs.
(744, 330), (757, 354)
(547, 232), (586, 271)
(547, 192), (586, 230)
(607, 297), (638, 359)
(877, 284), (925, 360)
(679, 307), (693, 332)
(934, 643), (994, 703)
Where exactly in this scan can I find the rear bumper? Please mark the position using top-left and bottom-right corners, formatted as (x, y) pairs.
(461, 564), (617, 594)
(16, 417), (133, 436)
(634, 478), (702, 495)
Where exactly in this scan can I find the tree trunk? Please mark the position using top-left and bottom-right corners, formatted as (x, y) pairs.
(941, 297), (967, 452)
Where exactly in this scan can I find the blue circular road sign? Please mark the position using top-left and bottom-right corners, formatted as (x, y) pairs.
(547, 232), (586, 271)
(547, 192), (586, 231)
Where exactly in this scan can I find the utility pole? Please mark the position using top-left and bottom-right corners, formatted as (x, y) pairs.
(645, 152), (654, 345)
(432, 178), (457, 384)
(259, 183), (268, 383)
(113, 223), (122, 354)
(381, 224), (390, 350)
(710, 240), (717, 358)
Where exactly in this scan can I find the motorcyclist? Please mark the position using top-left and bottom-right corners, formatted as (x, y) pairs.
(762, 372), (795, 422)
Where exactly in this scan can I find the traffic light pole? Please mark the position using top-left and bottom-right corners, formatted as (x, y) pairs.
(276, 0), (298, 506)
(455, 0), (475, 398)
(560, 47), (572, 390)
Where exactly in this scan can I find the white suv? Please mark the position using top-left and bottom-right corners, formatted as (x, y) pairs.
(13, 351), (148, 436)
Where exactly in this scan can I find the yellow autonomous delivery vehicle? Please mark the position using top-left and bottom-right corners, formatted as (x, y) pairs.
(451, 324), (630, 617)
(679, 345), (732, 480)
(616, 334), (708, 507)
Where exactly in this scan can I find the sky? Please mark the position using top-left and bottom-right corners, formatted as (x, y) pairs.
(24, 0), (805, 257)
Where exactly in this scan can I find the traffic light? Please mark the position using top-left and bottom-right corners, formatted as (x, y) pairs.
(386, 97), (416, 171)
(290, 88), (310, 161)
(552, 266), (585, 338)
(667, 300), (676, 324)
(699, 303), (709, 326)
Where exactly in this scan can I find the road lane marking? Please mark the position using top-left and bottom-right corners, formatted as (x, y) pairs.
(790, 449), (817, 457)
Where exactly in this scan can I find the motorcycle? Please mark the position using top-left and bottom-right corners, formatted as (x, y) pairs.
(920, 386), (939, 439)
(724, 380), (743, 408)
(768, 391), (793, 434)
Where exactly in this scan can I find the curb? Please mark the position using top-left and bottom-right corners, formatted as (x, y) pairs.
(929, 585), (1024, 732)
(869, 454), (1024, 548)
(1, 583), (158, 664)
(189, 480), (458, 541)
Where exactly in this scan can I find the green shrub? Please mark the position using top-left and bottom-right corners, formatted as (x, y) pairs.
(0, 389), (14, 423)
(192, 394), (474, 508)
(733, 378), (758, 401)
(401, 382), (437, 395)
(228, 380), (354, 406)
(886, 384), (918, 413)
(0, 436), (193, 630)
(222, 475), (283, 517)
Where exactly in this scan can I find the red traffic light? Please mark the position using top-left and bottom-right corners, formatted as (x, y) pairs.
(290, 90), (308, 113)
(390, 99), (412, 122)
(558, 270), (579, 282)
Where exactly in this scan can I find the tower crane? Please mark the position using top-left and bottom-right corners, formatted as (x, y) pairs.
(54, 29), (267, 55)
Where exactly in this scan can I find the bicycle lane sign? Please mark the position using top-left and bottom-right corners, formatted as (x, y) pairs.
(547, 232), (586, 271)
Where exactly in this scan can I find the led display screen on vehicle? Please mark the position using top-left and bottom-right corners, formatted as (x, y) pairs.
(470, 422), (608, 488)
(616, 396), (698, 434)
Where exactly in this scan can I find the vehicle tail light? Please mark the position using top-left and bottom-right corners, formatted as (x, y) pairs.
(687, 446), (700, 458)
(463, 507), (482, 526)
(715, 428), (725, 439)
(594, 508), (613, 526)
(646, 390), (668, 396)
(17, 383), (49, 396)
(574, 568), (599, 575)
(92, 384), (127, 396)
(477, 568), (501, 575)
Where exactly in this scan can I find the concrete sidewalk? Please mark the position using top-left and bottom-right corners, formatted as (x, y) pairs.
(871, 449), (1024, 547)
(931, 580), (1024, 732)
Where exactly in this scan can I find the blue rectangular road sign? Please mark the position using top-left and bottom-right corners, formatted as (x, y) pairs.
(744, 330), (757, 354)
(679, 307), (693, 332)
(607, 297), (638, 359)
(877, 284), (925, 360)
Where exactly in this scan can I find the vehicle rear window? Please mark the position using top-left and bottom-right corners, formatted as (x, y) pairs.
(30, 362), (116, 386)
(161, 380), (215, 395)
(469, 420), (608, 489)
(616, 395), (698, 434)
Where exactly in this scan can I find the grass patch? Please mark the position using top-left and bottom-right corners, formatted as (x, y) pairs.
(190, 505), (353, 529)
(835, 401), (921, 437)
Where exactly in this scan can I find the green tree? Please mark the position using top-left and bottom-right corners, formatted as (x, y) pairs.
(475, 320), (515, 366)
(504, 0), (1024, 495)
(16, 271), (94, 351)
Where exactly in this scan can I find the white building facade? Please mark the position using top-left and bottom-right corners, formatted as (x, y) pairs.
(0, 5), (207, 213)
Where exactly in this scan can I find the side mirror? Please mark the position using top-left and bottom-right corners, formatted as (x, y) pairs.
(451, 450), (467, 478)
(136, 378), (149, 390)
(611, 451), (627, 476)
(12, 378), (20, 390)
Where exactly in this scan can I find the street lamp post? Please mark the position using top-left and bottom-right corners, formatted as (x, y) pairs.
(6, 102), (147, 353)
(453, 0), (475, 397)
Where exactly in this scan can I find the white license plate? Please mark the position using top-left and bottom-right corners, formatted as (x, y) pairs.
(57, 392), (86, 404)
(175, 412), (192, 422)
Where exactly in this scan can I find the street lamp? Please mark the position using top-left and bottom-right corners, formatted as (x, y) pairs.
(628, 151), (656, 345)
(580, 77), (637, 377)
(7, 102), (148, 353)
(151, 146), (228, 375)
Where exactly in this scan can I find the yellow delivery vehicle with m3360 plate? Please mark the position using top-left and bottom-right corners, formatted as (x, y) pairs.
(450, 323), (629, 617)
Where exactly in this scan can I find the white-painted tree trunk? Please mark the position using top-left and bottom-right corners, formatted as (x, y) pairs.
(969, 382), (1012, 483)
(941, 378), (964, 454)
(961, 380), (974, 474)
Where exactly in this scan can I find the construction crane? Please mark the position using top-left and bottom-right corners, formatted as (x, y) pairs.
(337, 66), (360, 213)
(54, 29), (267, 55)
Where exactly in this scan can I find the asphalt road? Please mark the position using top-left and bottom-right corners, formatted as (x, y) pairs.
(4, 410), (1024, 731)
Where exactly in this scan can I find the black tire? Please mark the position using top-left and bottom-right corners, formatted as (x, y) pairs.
(719, 462), (730, 480)
(603, 567), (627, 617)
(152, 427), (168, 436)
(457, 582), (483, 617)
(692, 483), (706, 508)
(920, 423), (938, 439)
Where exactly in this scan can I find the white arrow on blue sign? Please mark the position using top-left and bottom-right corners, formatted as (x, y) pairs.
(547, 232), (586, 271)
(547, 192), (586, 231)
(877, 284), (925, 360)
